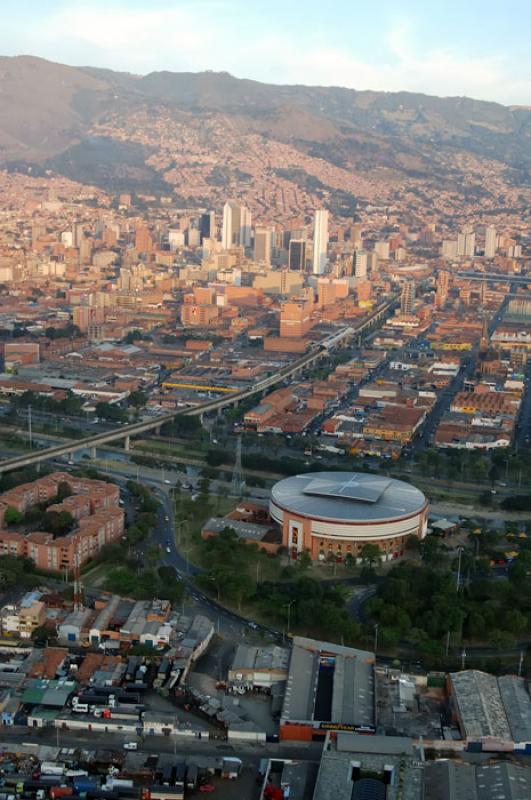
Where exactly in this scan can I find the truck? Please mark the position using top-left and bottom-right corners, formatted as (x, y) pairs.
(103, 778), (135, 791)
(72, 778), (98, 794)
(185, 764), (198, 790)
(50, 788), (74, 799)
(72, 703), (90, 713)
(39, 763), (66, 777)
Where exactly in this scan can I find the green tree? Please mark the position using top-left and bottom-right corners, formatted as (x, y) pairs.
(4, 507), (22, 525)
(129, 391), (147, 409)
(360, 543), (381, 567)
(56, 481), (73, 502)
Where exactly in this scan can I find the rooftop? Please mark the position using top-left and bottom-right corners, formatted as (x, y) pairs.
(271, 471), (427, 523)
(281, 636), (375, 729)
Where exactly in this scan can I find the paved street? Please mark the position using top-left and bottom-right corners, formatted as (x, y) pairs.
(0, 726), (323, 764)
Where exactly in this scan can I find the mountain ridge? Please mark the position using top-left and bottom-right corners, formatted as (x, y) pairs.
(0, 55), (529, 196)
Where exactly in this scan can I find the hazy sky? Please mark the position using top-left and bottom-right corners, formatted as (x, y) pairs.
(1, 0), (530, 105)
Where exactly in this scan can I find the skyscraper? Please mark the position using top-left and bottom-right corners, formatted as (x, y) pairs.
(221, 202), (240, 249)
(240, 206), (252, 249)
(288, 239), (306, 271)
(199, 211), (216, 243)
(221, 202), (251, 249)
(312, 209), (329, 275)
(400, 282), (416, 315)
(458, 225), (475, 258)
(484, 225), (497, 259)
(254, 226), (272, 265)
(353, 250), (368, 280)
(435, 270), (450, 309)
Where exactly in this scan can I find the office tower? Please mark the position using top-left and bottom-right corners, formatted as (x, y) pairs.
(79, 237), (93, 264)
(72, 223), (84, 248)
(484, 225), (497, 259)
(199, 211), (215, 243)
(457, 232), (466, 256)
(353, 250), (368, 280)
(289, 239), (306, 271)
(254, 226), (272, 265)
(135, 225), (153, 253)
(400, 282), (416, 315)
(312, 209), (329, 275)
(221, 201), (240, 249)
(240, 206), (252, 248)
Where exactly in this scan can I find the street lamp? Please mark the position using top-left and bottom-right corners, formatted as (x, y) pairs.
(283, 600), (295, 642)
(456, 546), (464, 592)
(374, 623), (379, 655)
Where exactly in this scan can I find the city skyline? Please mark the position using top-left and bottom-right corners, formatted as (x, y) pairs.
(0, 0), (530, 105)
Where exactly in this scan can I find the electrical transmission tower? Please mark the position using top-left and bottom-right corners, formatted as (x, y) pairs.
(231, 436), (245, 496)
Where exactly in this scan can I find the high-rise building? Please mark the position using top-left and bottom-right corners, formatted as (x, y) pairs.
(457, 225), (475, 258)
(400, 282), (416, 315)
(135, 225), (153, 253)
(72, 223), (84, 248)
(464, 232), (476, 257)
(240, 207), (252, 249)
(435, 270), (450, 309)
(353, 250), (368, 280)
(221, 202), (241, 249)
(221, 202), (250, 249)
(254, 226), (273, 265)
(199, 212), (216, 243)
(312, 210), (329, 275)
(484, 225), (497, 259)
(288, 239), (306, 271)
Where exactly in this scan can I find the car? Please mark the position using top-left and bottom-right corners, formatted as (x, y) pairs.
(164, 515), (169, 521)
(166, 547), (171, 554)
(164, 480), (171, 485)
(123, 742), (138, 751)
(199, 785), (215, 793)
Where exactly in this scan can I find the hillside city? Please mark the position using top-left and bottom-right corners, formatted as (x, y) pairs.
(0, 55), (529, 800)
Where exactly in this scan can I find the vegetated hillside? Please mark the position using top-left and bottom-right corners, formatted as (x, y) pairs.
(0, 55), (529, 191)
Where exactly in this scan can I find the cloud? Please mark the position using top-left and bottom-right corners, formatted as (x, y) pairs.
(7, 2), (531, 104)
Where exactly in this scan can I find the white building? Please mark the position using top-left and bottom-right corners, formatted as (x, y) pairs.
(312, 209), (329, 275)
(353, 250), (368, 280)
(484, 225), (497, 258)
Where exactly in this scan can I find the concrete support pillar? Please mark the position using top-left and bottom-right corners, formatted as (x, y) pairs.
(90, 447), (97, 460)
(70, 452), (75, 462)
(124, 436), (131, 452)
(155, 425), (162, 436)
(199, 413), (204, 425)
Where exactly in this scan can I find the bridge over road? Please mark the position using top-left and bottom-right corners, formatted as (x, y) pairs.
(0, 299), (396, 475)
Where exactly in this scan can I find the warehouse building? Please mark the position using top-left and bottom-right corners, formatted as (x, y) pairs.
(449, 670), (531, 750)
(280, 636), (375, 741)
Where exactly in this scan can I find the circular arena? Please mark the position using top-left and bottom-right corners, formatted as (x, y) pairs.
(269, 471), (428, 562)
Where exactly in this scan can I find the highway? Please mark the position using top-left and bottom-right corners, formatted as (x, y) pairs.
(0, 299), (397, 475)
